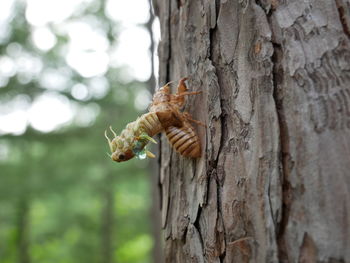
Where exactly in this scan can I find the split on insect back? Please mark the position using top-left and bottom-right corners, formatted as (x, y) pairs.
(104, 77), (205, 163)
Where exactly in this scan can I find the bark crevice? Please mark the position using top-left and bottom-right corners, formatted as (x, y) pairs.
(207, 13), (228, 261)
(335, 0), (350, 39)
(192, 206), (204, 248)
(270, 36), (292, 263)
(166, 0), (172, 82)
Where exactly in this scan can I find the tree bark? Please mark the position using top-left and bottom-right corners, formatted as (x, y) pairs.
(152, 0), (350, 262)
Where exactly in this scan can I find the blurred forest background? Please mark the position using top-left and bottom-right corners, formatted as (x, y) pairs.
(0, 0), (160, 262)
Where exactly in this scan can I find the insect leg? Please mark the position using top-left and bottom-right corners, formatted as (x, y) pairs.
(172, 78), (202, 107)
(109, 126), (117, 138)
(177, 91), (202, 96)
(183, 112), (206, 127)
(137, 132), (158, 144)
(176, 77), (202, 97)
(176, 77), (188, 94)
(164, 80), (175, 87)
(146, 150), (156, 158)
(104, 130), (114, 153)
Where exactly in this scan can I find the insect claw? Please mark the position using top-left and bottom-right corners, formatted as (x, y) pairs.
(109, 126), (117, 138)
(179, 77), (188, 84)
(146, 150), (156, 158)
(148, 137), (157, 144)
(139, 133), (157, 144)
(164, 80), (175, 86)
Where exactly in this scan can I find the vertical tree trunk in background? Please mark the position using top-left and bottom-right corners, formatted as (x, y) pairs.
(17, 198), (30, 263)
(101, 174), (114, 263)
(152, 0), (350, 262)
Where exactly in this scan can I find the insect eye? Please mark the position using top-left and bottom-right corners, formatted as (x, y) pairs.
(118, 154), (125, 160)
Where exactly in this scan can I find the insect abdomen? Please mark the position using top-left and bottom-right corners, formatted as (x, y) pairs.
(165, 124), (201, 158)
(138, 112), (163, 137)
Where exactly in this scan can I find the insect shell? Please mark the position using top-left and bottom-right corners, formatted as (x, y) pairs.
(105, 77), (203, 162)
(105, 112), (162, 162)
(164, 118), (201, 158)
(149, 78), (202, 158)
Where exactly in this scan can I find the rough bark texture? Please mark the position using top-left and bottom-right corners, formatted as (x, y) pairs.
(152, 0), (350, 262)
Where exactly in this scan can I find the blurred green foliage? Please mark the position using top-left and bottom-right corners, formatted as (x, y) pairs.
(0, 0), (154, 262)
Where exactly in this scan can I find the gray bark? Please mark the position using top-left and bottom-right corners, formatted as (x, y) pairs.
(153, 0), (350, 262)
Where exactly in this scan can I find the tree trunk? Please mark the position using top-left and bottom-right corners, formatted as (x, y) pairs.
(152, 0), (350, 262)
(101, 174), (114, 263)
(17, 197), (30, 263)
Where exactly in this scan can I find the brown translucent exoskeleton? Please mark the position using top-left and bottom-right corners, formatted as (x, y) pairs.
(105, 77), (204, 162)
(149, 78), (203, 158)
